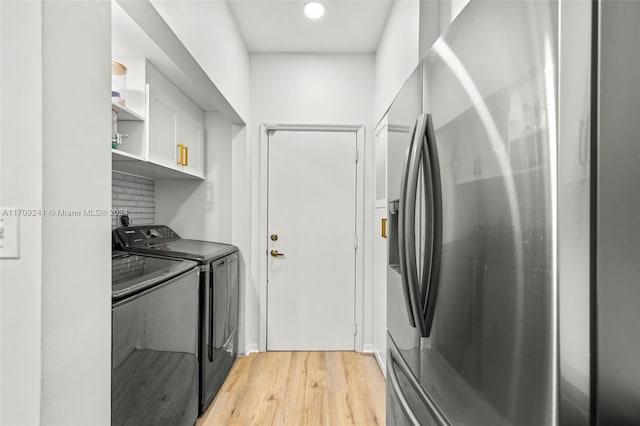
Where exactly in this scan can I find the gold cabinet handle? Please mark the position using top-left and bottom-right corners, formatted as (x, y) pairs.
(184, 145), (189, 166)
(177, 144), (185, 165)
(270, 249), (284, 257)
(381, 218), (388, 238)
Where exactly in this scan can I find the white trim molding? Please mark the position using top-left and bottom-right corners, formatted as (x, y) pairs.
(242, 344), (259, 357)
(258, 123), (367, 353)
(374, 348), (387, 378)
(362, 344), (375, 353)
(263, 123), (363, 133)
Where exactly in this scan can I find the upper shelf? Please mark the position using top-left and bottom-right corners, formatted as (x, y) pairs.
(112, 154), (204, 180)
(112, 101), (144, 121)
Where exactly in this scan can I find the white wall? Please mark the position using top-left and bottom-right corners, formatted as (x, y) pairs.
(251, 54), (375, 125)
(0, 1), (42, 424)
(247, 53), (375, 352)
(149, 0), (251, 123)
(374, 0), (420, 125)
(40, 2), (112, 424)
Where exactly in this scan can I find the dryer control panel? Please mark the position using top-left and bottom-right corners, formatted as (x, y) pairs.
(114, 225), (180, 248)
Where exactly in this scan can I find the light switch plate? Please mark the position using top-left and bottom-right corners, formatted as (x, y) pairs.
(0, 214), (20, 259)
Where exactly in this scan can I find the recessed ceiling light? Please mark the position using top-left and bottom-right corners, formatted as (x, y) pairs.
(304, 2), (325, 20)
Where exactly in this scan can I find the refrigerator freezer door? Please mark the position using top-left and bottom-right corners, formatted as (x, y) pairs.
(420, 1), (557, 424)
(387, 333), (447, 426)
(387, 66), (424, 376)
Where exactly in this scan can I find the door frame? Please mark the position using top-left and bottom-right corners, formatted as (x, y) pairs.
(373, 115), (389, 374)
(258, 123), (366, 352)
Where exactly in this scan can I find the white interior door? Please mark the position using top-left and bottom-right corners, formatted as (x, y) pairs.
(267, 130), (357, 351)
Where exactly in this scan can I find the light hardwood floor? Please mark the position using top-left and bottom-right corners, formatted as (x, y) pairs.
(197, 351), (386, 426)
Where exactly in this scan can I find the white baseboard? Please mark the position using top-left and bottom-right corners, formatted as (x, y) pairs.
(241, 343), (259, 356)
(373, 347), (387, 379)
(362, 344), (375, 354)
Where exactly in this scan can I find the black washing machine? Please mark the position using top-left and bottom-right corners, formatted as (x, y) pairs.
(114, 226), (239, 415)
(111, 251), (199, 426)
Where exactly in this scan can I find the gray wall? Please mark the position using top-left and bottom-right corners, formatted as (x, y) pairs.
(112, 172), (156, 228)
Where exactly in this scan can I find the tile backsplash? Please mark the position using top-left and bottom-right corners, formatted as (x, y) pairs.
(112, 172), (155, 228)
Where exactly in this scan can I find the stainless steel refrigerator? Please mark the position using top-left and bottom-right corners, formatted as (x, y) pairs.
(386, 0), (640, 424)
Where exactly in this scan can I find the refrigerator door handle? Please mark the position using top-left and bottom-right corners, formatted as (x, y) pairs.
(398, 120), (418, 328)
(405, 115), (429, 336)
(421, 113), (443, 337)
(389, 339), (450, 425)
(419, 117), (434, 333)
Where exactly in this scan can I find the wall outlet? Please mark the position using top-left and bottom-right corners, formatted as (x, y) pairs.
(0, 214), (20, 259)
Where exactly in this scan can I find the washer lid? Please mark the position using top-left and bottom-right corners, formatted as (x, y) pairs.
(126, 240), (237, 263)
(111, 251), (197, 300)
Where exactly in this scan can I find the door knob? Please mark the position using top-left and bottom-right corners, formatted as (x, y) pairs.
(270, 249), (284, 257)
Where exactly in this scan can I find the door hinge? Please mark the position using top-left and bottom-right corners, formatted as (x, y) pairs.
(353, 323), (358, 335)
(353, 236), (358, 249)
(355, 149), (359, 163)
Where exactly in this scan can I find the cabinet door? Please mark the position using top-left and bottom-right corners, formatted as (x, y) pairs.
(179, 112), (204, 178)
(145, 61), (205, 178)
(147, 86), (179, 170)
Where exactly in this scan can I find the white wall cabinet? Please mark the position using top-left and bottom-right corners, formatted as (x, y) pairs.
(179, 112), (204, 177)
(147, 62), (205, 179)
(112, 58), (205, 180)
(147, 85), (179, 170)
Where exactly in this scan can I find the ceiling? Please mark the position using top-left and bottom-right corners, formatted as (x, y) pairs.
(228, 0), (394, 53)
